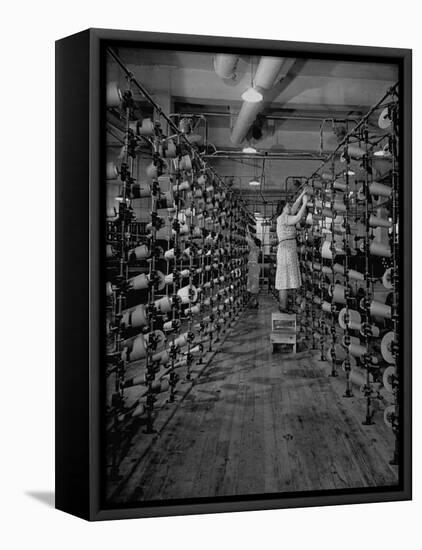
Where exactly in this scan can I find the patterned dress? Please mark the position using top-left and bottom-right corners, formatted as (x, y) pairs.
(275, 213), (301, 290)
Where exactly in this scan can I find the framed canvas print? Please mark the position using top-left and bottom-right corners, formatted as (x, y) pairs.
(55, 28), (412, 520)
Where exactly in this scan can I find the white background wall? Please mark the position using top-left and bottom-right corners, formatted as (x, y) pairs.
(0, 1), (419, 548)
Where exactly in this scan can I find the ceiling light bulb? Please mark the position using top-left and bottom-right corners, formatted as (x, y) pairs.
(241, 87), (263, 103)
(242, 146), (258, 154)
(249, 180), (260, 186)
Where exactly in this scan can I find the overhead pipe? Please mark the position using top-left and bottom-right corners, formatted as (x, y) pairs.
(213, 54), (240, 80)
(231, 56), (286, 145)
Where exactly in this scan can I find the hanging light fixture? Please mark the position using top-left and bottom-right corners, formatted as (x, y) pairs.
(249, 179), (260, 186)
(241, 56), (263, 103)
(241, 87), (263, 103)
(242, 146), (258, 154)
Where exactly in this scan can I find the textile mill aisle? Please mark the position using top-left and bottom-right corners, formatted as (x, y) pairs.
(110, 293), (398, 504)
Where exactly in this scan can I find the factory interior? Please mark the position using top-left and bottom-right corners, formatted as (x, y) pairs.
(105, 47), (400, 505)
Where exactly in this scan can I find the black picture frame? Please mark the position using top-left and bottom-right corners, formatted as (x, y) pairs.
(55, 28), (412, 521)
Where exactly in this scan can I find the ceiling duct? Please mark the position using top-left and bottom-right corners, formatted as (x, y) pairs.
(231, 56), (285, 145)
(213, 54), (240, 80)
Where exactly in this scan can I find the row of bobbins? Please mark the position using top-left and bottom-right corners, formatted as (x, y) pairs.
(293, 85), (400, 464)
(105, 51), (255, 479)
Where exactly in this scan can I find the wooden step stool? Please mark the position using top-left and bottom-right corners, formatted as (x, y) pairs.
(270, 312), (297, 353)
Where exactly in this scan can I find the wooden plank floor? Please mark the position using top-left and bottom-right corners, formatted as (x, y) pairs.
(110, 293), (398, 504)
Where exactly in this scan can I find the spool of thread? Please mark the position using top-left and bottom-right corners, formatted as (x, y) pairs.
(154, 296), (172, 314)
(383, 405), (395, 428)
(106, 207), (119, 220)
(333, 199), (346, 213)
(381, 331), (396, 364)
(106, 162), (118, 180)
(345, 145), (366, 160)
(192, 226), (202, 238)
(153, 350), (170, 365)
(348, 342), (367, 358)
(349, 368), (374, 387)
(157, 174), (171, 190)
(106, 82), (122, 107)
(321, 240), (333, 259)
(163, 320), (176, 332)
(333, 180), (347, 191)
(348, 269), (365, 282)
(359, 323), (380, 338)
(179, 154), (192, 171)
(342, 334), (360, 348)
(382, 365), (396, 393)
(106, 244), (114, 259)
(369, 182), (392, 198)
(341, 354), (357, 369)
(173, 332), (188, 348)
(106, 282), (113, 297)
(146, 162), (158, 179)
(138, 118), (155, 136)
(321, 207), (335, 219)
(382, 268), (393, 289)
(122, 334), (147, 362)
(330, 284), (347, 305)
(370, 300), (391, 320)
(132, 403), (146, 419)
(369, 214), (392, 229)
(378, 107), (392, 129)
(128, 273), (149, 291)
(164, 139), (176, 158)
(128, 271), (165, 292)
(178, 223), (190, 236)
(333, 263), (345, 275)
(338, 308), (361, 330)
(326, 343), (346, 362)
(164, 269), (189, 286)
(177, 285), (198, 304)
(121, 304), (148, 329)
(164, 248), (175, 261)
(360, 241), (391, 258)
(155, 226), (171, 241)
(129, 244), (150, 260)
(174, 180), (190, 192)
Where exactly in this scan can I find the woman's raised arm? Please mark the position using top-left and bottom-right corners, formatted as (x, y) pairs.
(286, 196), (308, 226)
(291, 189), (306, 215)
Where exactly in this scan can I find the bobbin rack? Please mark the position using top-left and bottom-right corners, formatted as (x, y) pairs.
(105, 48), (255, 480)
(290, 84), (400, 465)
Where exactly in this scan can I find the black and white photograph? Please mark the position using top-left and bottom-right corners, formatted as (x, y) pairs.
(103, 41), (407, 508)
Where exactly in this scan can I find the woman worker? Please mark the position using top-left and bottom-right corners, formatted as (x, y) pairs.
(275, 189), (308, 312)
(246, 228), (262, 308)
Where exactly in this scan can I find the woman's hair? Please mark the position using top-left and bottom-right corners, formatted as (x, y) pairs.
(254, 237), (262, 247)
(276, 200), (287, 217)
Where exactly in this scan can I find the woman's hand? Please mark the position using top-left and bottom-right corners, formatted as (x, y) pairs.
(302, 194), (308, 205)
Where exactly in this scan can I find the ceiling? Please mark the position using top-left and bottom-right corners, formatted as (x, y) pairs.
(107, 47), (398, 204)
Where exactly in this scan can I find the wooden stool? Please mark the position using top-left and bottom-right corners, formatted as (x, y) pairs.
(270, 312), (297, 353)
